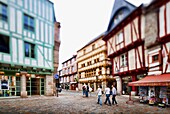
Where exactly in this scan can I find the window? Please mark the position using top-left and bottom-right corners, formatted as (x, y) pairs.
(72, 66), (74, 72)
(121, 53), (127, 67)
(24, 14), (34, 32)
(114, 11), (123, 25)
(152, 54), (159, 63)
(81, 63), (85, 68)
(0, 34), (9, 53)
(0, 3), (7, 22)
(24, 42), (35, 58)
(92, 44), (95, 50)
(116, 32), (123, 44)
(83, 49), (86, 54)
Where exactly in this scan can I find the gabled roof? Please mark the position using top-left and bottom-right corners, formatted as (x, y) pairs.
(106, 0), (136, 32)
(77, 33), (105, 52)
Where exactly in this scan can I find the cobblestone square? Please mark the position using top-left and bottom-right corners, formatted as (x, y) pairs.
(0, 90), (170, 114)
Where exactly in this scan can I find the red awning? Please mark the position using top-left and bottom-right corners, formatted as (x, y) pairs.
(128, 74), (170, 86)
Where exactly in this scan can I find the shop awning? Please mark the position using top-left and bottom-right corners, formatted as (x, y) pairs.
(128, 74), (170, 86)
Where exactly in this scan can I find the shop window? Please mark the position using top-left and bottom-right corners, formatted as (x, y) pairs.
(24, 14), (34, 32)
(152, 54), (159, 63)
(0, 3), (7, 22)
(24, 42), (35, 58)
(0, 34), (9, 54)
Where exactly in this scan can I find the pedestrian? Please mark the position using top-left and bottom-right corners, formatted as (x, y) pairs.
(104, 84), (111, 106)
(66, 85), (69, 91)
(82, 84), (86, 96)
(112, 85), (118, 106)
(86, 84), (89, 97)
(123, 85), (127, 95)
(97, 85), (102, 106)
(89, 86), (92, 96)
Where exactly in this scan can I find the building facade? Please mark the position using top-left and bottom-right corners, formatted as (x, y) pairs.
(60, 55), (77, 90)
(77, 34), (112, 91)
(0, 0), (56, 97)
(129, 0), (170, 105)
(53, 22), (61, 74)
(103, 0), (147, 95)
(53, 22), (61, 89)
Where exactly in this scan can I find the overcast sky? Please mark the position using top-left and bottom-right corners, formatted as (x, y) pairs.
(52, 0), (152, 69)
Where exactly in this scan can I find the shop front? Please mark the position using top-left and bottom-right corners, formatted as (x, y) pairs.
(128, 74), (170, 106)
(0, 73), (49, 98)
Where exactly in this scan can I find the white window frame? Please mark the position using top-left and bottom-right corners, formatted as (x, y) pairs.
(116, 32), (123, 44)
(120, 53), (127, 67)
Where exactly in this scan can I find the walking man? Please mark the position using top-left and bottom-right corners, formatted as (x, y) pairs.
(97, 85), (102, 106)
(112, 84), (118, 105)
(104, 84), (111, 106)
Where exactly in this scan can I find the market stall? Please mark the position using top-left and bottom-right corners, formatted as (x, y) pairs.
(128, 74), (170, 107)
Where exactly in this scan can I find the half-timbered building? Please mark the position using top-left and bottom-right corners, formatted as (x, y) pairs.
(0, 0), (57, 97)
(129, 0), (170, 105)
(103, 0), (147, 95)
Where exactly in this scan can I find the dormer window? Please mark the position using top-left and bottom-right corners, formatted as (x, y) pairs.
(114, 11), (123, 25)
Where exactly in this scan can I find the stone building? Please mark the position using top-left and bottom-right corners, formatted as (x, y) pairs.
(60, 55), (77, 90)
(0, 0), (56, 97)
(77, 33), (112, 91)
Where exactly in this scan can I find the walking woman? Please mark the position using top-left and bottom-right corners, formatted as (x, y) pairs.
(104, 84), (111, 106)
(97, 85), (102, 106)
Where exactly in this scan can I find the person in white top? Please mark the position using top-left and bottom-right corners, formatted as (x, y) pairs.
(97, 85), (102, 106)
(89, 86), (92, 96)
(104, 85), (111, 106)
(112, 85), (118, 105)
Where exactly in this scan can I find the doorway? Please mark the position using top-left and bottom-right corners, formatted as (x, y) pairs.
(31, 78), (40, 95)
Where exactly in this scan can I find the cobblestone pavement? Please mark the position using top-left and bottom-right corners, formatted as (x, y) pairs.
(0, 90), (170, 114)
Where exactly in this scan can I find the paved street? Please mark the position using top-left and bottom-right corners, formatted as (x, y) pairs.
(0, 90), (170, 114)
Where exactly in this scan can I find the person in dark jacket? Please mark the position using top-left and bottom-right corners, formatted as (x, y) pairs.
(86, 85), (89, 97)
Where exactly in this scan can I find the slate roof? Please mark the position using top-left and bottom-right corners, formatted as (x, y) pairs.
(106, 0), (136, 33)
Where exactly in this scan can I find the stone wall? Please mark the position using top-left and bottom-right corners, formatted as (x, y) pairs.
(45, 75), (54, 96)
